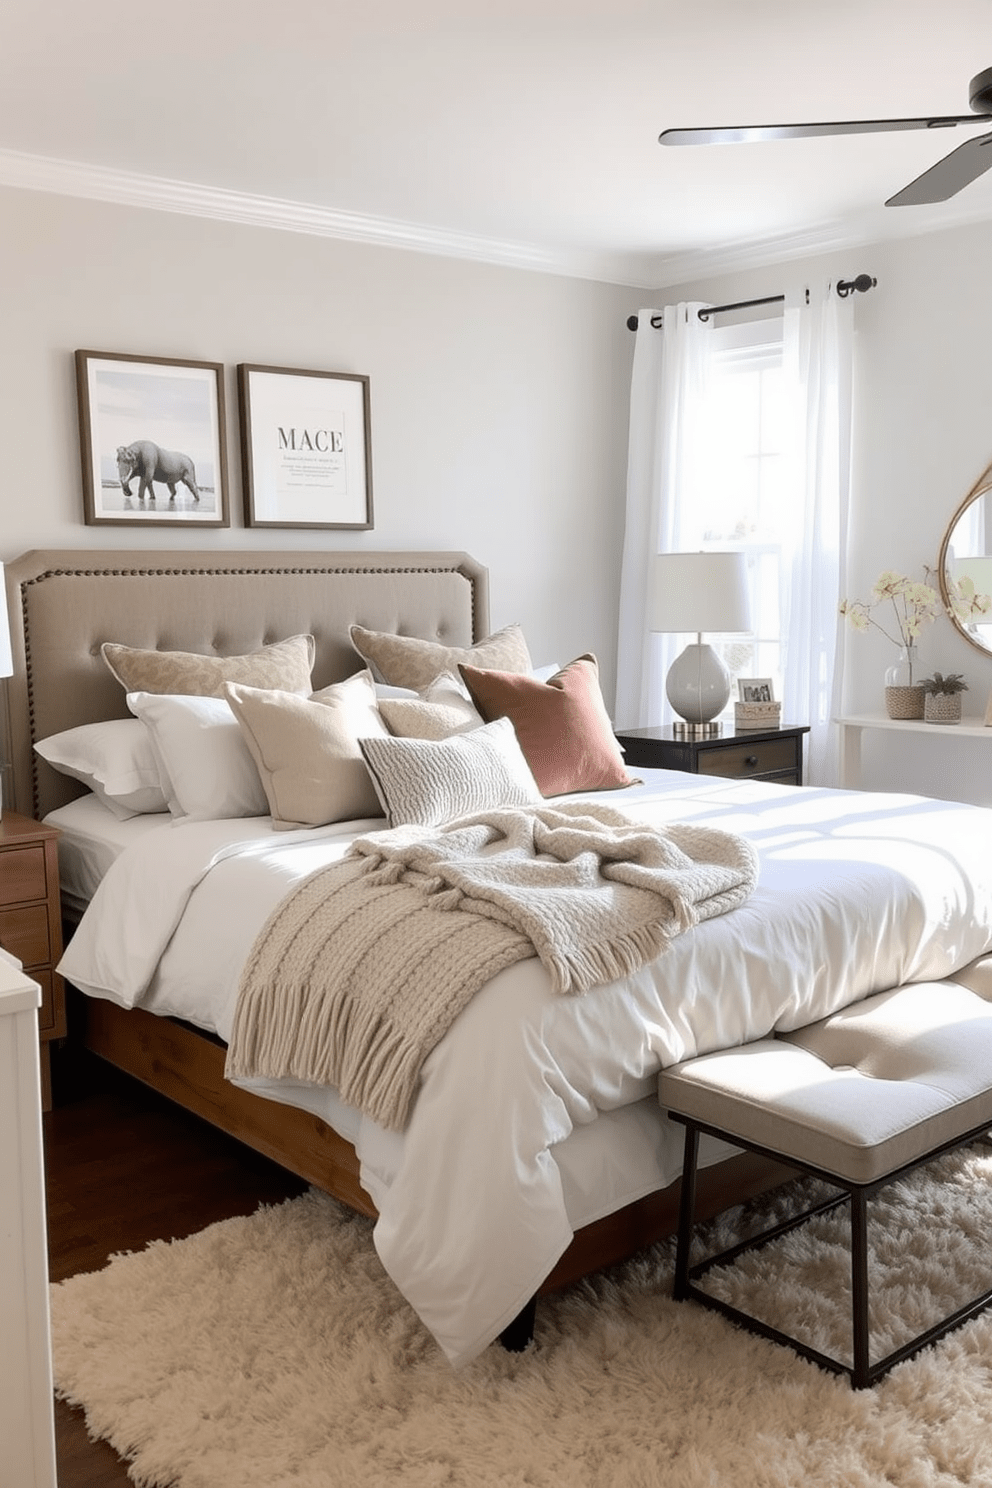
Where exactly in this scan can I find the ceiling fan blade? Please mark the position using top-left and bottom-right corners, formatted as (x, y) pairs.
(660, 115), (979, 147)
(886, 130), (992, 204)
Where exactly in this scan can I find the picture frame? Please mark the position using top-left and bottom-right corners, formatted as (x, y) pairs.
(738, 677), (775, 704)
(75, 350), (229, 527)
(984, 687), (992, 727)
(238, 363), (373, 529)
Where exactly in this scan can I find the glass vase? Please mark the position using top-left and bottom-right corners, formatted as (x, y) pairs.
(884, 645), (924, 720)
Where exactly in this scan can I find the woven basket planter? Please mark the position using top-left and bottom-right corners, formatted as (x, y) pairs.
(924, 693), (962, 724)
(885, 685), (925, 720)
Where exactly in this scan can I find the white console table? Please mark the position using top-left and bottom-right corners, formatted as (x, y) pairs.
(0, 951), (57, 1487)
(839, 713), (992, 789)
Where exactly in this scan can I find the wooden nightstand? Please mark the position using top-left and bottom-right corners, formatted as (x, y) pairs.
(0, 812), (66, 1110)
(615, 724), (811, 786)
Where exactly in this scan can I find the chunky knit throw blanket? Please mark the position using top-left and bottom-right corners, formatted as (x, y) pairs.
(225, 801), (758, 1131)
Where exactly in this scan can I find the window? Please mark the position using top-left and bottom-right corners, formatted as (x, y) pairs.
(691, 320), (786, 701)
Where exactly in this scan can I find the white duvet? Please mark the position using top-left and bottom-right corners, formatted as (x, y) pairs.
(59, 770), (992, 1366)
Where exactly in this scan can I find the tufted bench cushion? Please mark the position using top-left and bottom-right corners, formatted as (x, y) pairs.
(659, 971), (992, 1388)
(661, 981), (992, 1184)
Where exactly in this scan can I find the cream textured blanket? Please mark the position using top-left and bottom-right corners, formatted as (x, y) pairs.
(225, 802), (758, 1130)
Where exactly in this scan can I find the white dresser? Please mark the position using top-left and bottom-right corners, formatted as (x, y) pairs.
(0, 949), (57, 1487)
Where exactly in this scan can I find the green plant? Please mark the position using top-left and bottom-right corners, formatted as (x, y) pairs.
(920, 672), (968, 696)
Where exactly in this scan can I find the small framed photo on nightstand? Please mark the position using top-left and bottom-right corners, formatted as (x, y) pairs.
(738, 678), (775, 704)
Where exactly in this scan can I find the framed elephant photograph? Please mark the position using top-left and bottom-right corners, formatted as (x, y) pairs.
(75, 350), (230, 527)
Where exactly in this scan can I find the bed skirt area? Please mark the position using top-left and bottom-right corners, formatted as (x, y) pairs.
(71, 989), (793, 1293)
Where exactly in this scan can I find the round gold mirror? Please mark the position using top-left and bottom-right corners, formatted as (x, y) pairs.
(938, 457), (992, 657)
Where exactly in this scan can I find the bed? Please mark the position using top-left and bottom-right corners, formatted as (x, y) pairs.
(7, 547), (992, 1368)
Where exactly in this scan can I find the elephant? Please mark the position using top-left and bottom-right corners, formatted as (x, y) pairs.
(116, 440), (201, 503)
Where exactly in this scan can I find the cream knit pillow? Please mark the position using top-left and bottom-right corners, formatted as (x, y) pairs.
(358, 717), (540, 828)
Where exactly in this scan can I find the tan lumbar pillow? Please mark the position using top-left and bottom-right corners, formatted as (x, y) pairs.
(349, 622), (532, 693)
(102, 634), (316, 697)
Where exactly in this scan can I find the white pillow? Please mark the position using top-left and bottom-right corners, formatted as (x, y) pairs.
(127, 693), (269, 821)
(34, 719), (169, 819)
(358, 716), (541, 828)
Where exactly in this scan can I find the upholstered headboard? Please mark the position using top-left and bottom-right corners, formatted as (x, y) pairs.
(4, 549), (490, 821)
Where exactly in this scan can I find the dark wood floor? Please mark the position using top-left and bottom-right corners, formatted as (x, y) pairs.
(44, 1045), (307, 1488)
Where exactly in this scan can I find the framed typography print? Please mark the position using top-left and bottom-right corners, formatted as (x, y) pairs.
(75, 350), (229, 527)
(238, 364), (373, 529)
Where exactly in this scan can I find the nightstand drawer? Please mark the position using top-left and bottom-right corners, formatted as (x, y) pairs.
(698, 737), (798, 780)
(0, 903), (51, 968)
(1, 844), (49, 906)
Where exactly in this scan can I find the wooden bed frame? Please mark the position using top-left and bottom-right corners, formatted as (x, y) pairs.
(4, 548), (789, 1304)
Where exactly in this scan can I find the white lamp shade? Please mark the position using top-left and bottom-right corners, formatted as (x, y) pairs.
(0, 564), (12, 679)
(650, 551), (752, 636)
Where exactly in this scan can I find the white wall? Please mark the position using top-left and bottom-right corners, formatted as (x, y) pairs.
(0, 185), (636, 706)
(659, 221), (992, 804)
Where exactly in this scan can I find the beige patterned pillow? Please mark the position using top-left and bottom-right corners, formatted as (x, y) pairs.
(224, 670), (388, 829)
(378, 673), (483, 740)
(349, 622), (531, 693)
(358, 717), (540, 828)
(102, 635), (315, 698)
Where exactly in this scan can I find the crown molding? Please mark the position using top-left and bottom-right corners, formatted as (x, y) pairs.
(8, 145), (989, 294)
(648, 197), (992, 289)
(0, 147), (653, 287)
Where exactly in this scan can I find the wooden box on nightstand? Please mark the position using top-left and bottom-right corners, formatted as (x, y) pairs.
(0, 812), (66, 1109)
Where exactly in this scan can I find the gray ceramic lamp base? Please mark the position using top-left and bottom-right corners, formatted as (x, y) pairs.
(666, 642), (731, 731)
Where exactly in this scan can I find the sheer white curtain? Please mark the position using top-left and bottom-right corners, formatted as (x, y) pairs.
(615, 288), (856, 781)
(615, 304), (715, 730)
(780, 284), (854, 786)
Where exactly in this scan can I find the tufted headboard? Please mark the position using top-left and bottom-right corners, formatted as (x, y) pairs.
(4, 549), (490, 821)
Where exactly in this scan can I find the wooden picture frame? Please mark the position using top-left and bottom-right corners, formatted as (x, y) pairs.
(75, 350), (229, 527)
(238, 364), (373, 529)
(984, 687), (992, 727)
(738, 677), (775, 703)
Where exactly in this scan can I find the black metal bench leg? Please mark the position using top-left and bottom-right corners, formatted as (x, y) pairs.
(499, 1294), (537, 1352)
(850, 1186), (871, 1389)
(674, 1122), (700, 1302)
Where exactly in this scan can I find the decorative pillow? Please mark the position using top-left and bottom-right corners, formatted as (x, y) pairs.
(34, 719), (169, 819)
(377, 672), (483, 741)
(103, 635), (315, 698)
(127, 693), (269, 821)
(349, 622), (532, 693)
(224, 671), (388, 830)
(358, 717), (540, 828)
(459, 654), (639, 798)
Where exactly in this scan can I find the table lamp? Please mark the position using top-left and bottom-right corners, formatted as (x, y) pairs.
(650, 552), (752, 737)
(0, 564), (12, 817)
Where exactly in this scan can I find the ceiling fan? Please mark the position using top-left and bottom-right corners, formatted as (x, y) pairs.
(660, 66), (992, 207)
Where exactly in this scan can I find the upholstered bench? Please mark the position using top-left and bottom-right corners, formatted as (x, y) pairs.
(659, 973), (992, 1388)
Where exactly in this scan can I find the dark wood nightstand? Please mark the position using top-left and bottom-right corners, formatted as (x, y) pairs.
(615, 724), (811, 786)
(0, 811), (66, 1109)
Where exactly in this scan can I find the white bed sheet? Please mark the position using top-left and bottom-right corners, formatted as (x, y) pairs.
(57, 771), (992, 1367)
(47, 794), (165, 915)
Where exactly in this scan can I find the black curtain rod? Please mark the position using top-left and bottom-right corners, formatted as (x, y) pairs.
(626, 274), (876, 331)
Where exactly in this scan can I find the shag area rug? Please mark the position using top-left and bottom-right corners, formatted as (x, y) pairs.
(51, 1145), (992, 1488)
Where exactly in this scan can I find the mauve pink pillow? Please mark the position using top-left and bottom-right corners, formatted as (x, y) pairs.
(459, 654), (638, 797)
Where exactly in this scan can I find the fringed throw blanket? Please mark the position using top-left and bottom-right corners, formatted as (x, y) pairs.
(225, 802), (758, 1131)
